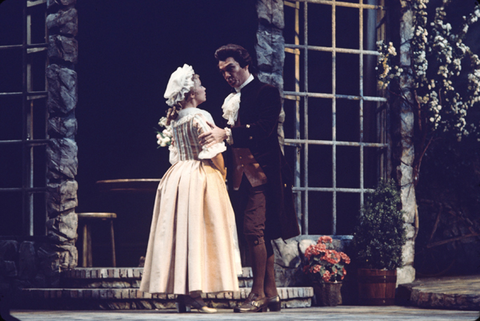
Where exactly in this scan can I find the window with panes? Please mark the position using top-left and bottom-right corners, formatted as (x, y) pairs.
(282, 0), (390, 235)
(0, 0), (48, 236)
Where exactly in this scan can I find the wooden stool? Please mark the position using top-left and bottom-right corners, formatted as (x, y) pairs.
(77, 212), (117, 267)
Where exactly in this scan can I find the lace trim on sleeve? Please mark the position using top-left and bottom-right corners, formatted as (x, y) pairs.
(198, 141), (226, 159)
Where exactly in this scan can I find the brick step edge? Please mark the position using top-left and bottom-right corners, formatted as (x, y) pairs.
(62, 267), (253, 280)
(20, 287), (314, 310)
(22, 286), (313, 301)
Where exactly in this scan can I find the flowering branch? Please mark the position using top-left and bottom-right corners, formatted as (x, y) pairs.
(377, 0), (480, 185)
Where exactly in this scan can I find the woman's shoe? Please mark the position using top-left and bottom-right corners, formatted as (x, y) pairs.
(177, 294), (217, 313)
(266, 295), (281, 311)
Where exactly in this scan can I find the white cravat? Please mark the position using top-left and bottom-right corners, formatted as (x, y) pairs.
(221, 74), (254, 125)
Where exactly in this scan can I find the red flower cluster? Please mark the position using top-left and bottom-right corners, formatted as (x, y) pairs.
(303, 236), (351, 283)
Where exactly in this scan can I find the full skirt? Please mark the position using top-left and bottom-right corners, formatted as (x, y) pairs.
(139, 160), (242, 294)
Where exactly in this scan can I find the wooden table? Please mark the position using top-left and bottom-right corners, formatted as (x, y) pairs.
(96, 178), (161, 193)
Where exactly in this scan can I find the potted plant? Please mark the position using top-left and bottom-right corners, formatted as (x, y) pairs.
(303, 236), (351, 306)
(352, 178), (407, 305)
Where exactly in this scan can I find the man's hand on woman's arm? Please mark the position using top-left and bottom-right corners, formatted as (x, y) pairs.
(199, 122), (227, 147)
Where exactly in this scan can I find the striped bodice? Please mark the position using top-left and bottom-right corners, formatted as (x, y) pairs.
(171, 113), (212, 161)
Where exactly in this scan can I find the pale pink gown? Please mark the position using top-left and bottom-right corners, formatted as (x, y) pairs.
(139, 107), (241, 295)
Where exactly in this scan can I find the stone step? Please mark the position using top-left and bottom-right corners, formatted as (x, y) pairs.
(21, 286), (314, 310)
(397, 275), (480, 310)
(20, 267), (313, 310)
(61, 267), (253, 288)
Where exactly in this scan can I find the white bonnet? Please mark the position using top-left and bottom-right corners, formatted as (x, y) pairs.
(163, 64), (195, 106)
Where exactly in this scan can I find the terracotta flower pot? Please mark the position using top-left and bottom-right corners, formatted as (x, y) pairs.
(313, 282), (343, 306)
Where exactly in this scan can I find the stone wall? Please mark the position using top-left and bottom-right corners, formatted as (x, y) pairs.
(44, 0), (79, 273)
(0, 239), (60, 297)
(254, 0), (286, 147)
(394, 0), (417, 285)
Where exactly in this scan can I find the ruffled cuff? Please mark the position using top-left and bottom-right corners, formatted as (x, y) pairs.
(169, 145), (179, 165)
(198, 142), (227, 159)
(224, 127), (233, 145)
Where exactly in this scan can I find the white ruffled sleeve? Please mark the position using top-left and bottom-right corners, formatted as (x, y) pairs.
(168, 144), (179, 165)
(198, 141), (227, 160)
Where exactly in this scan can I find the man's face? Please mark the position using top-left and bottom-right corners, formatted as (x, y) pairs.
(218, 57), (250, 89)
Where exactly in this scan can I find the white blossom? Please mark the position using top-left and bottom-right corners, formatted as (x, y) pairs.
(376, 0), (480, 139)
(158, 116), (168, 128)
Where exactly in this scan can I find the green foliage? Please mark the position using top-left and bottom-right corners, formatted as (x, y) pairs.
(353, 179), (407, 270)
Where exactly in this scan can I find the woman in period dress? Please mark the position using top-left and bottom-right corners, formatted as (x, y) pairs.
(139, 64), (242, 313)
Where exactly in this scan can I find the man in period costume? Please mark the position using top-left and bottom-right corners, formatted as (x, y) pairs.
(199, 44), (299, 313)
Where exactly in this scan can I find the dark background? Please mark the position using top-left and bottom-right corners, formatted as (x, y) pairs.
(74, 0), (259, 267)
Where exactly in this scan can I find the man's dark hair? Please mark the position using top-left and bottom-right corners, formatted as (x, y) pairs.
(214, 44), (253, 69)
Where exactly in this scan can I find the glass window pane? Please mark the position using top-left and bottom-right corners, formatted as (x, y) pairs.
(336, 99), (360, 142)
(364, 147), (380, 189)
(0, 49), (23, 93)
(308, 192), (332, 235)
(284, 49), (303, 92)
(308, 98), (332, 141)
(336, 53), (360, 96)
(33, 145), (46, 188)
(307, 4), (332, 47)
(308, 145), (332, 188)
(0, 193), (22, 236)
(32, 99), (47, 140)
(0, 97), (22, 140)
(33, 193), (46, 236)
(308, 50), (332, 94)
(0, 144), (22, 188)
(337, 145), (360, 188)
(284, 96), (306, 140)
(363, 100), (379, 143)
(336, 192), (360, 235)
(30, 4), (47, 44)
(284, 2), (300, 45)
(336, 6), (359, 49)
(363, 54), (378, 97)
(31, 52), (47, 92)
(0, 1), (23, 46)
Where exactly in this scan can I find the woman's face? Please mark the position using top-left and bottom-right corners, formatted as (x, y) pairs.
(193, 77), (206, 105)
